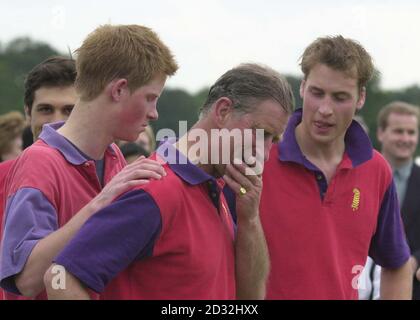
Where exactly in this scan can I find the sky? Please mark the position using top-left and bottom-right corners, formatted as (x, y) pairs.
(1, 0), (420, 93)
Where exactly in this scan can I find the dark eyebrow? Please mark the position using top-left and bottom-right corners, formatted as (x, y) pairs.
(308, 85), (323, 92)
(35, 103), (53, 108)
(309, 86), (351, 97)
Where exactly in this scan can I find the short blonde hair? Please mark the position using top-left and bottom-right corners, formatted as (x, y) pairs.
(0, 111), (25, 158)
(300, 35), (374, 90)
(75, 24), (178, 101)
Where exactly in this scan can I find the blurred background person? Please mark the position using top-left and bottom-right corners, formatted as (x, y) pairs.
(378, 101), (420, 300)
(23, 57), (77, 141)
(0, 56), (76, 300)
(0, 111), (25, 162)
(120, 142), (150, 164)
(360, 101), (420, 300)
(136, 124), (156, 153)
(118, 124), (156, 163)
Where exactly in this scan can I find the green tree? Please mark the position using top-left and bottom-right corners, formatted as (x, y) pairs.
(154, 88), (200, 136)
(0, 37), (59, 114)
(285, 75), (303, 108)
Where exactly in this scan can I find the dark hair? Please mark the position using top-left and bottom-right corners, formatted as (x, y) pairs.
(200, 63), (294, 117)
(120, 142), (150, 159)
(24, 56), (76, 114)
(22, 125), (34, 150)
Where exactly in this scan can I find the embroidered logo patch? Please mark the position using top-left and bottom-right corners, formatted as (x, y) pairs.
(352, 188), (360, 211)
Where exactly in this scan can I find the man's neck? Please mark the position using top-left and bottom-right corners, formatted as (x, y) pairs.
(296, 124), (345, 161)
(295, 123), (345, 183)
(175, 121), (223, 178)
(57, 101), (112, 160)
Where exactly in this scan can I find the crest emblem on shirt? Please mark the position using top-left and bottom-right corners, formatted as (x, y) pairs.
(351, 188), (360, 211)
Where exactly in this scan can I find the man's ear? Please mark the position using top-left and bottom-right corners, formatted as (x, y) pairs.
(299, 80), (306, 99)
(356, 86), (366, 111)
(211, 97), (234, 127)
(377, 126), (384, 144)
(108, 79), (129, 102)
(24, 105), (31, 121)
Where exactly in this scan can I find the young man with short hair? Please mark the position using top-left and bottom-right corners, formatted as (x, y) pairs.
(0, 24), (177, 299)
(0, 56), (77, 300)
(260, 36), (412, 300)
(24, 56), (79, 141)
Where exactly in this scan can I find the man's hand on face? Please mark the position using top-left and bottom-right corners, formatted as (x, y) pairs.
(223, 159), (263, 223)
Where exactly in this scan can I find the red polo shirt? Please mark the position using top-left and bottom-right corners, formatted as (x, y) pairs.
(0, 159), (15, 300)
(0, 122), (126, 299)
(260, 109), (410, 300)
(54, 141), (236, 299)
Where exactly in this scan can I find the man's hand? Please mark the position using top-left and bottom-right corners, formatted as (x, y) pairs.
(44, 264), (90, 300)
(223, 160), (269, 300)
(92, 156), (166, 210)
(12, 157), (166, 298)
(223, 161), (262, 222)
(409, 256), (418, 276)
(380, 260), (412, 299)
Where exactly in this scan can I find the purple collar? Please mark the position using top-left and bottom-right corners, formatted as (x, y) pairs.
(38, 122), (116, 165)
(279, 108), (373, 168)
(156, 140), (216, 186)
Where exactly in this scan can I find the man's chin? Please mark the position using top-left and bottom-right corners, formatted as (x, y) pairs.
(212, 164), (226, 179)
(33, 129), (41, 141)
(395, 155), (413, 162)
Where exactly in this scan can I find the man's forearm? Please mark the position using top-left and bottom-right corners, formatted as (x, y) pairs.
(380, 260), (412, 300)
(235, 215), (269, 300)
(14, 156), (164, 297)
(44, 264), (90, 300)
(16, 200), (103, 297)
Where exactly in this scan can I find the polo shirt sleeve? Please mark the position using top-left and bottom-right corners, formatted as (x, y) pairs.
(0, 188), (58, 294)
(368, 179), (411, 268)
(53, 189), (161, 293)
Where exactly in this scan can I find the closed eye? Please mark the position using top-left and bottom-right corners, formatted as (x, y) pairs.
(146, 94), (158, 103)
(333, 93), (351, 102)
(309, 88), (324, 97)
